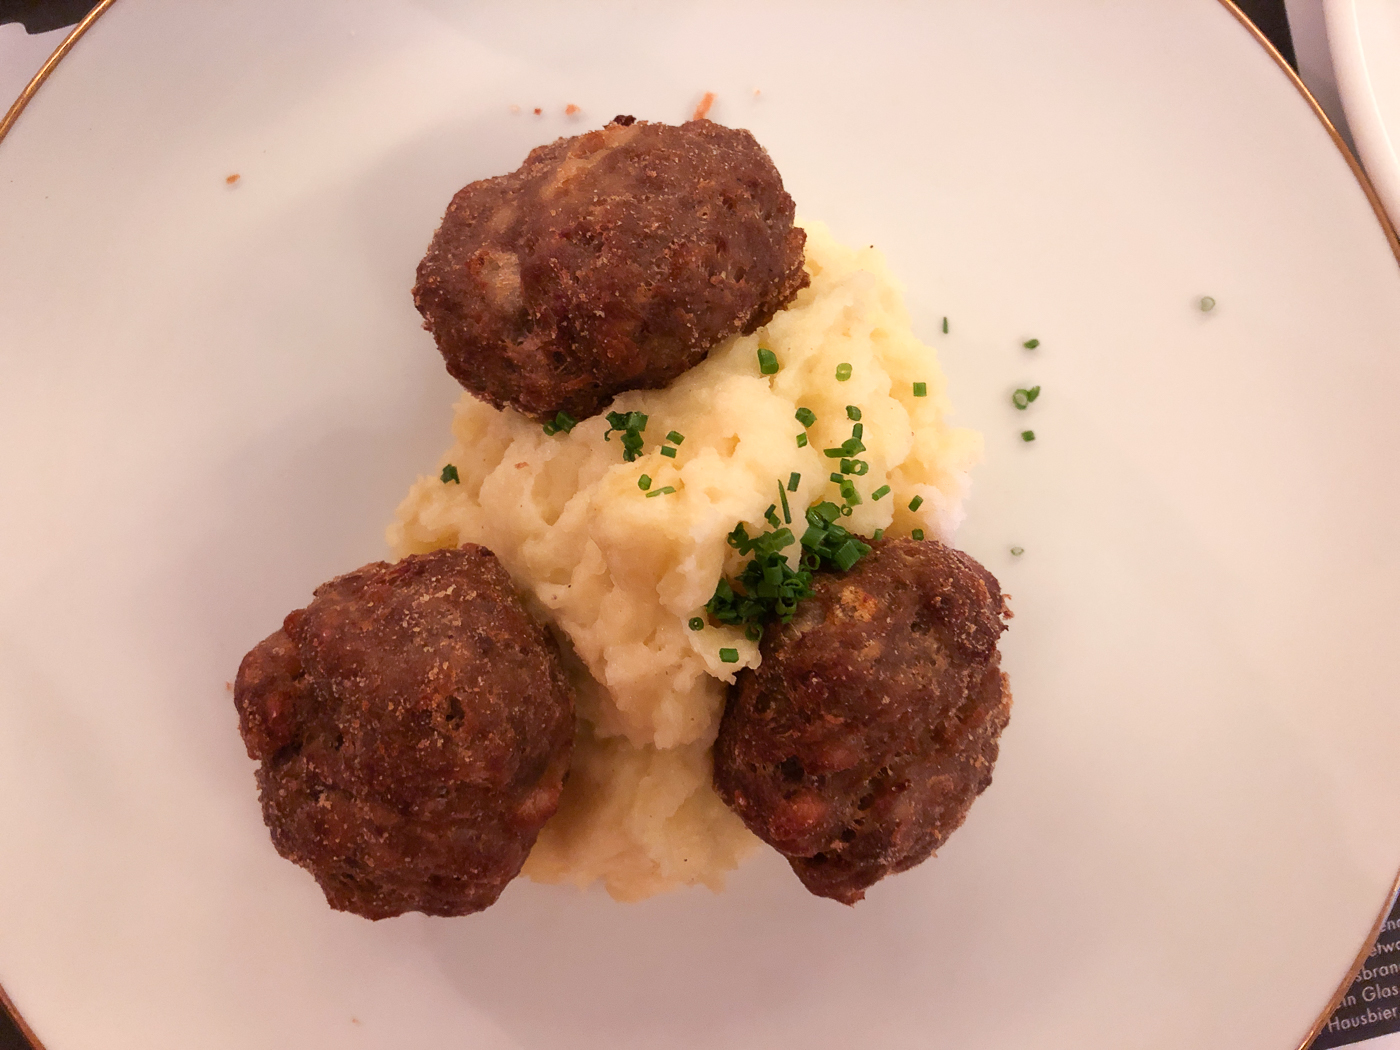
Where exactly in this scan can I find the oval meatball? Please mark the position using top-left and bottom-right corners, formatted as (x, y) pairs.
(233, 545), (574, 919)
(713, 538), (1012, 904)
(413, 117), (809, 422)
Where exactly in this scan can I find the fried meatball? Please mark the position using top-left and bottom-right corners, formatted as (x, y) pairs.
(233, 545), (574, 919)
(413, 117), (809, 422)
(713, 538), (1012, 904)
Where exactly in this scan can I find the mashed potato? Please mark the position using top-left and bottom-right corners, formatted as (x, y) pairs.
(388, 222), (980, 900)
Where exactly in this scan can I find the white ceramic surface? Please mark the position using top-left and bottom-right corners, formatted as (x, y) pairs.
(2, 2), (1399, 1048)
(1328, 0), (1400, 225)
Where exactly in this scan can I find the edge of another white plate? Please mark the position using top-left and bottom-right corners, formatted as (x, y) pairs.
(1326, 0), (1400, 230)
(1, 3), (1397, 1049)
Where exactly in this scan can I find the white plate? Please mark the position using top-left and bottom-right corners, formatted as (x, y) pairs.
(1328, 0), (1400, 227)
(2, 2), (1399, 1048)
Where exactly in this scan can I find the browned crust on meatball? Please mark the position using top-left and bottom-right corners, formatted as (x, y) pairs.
(233, 546), (575, 919)
(413, 118), (809, 422)
(713, 538), (1012, 904)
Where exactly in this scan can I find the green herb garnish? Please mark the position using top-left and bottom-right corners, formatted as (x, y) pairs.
(1012, 385), (1041, 410)
(787, 472), (801, 492)
(777, 480), (792, 524)
(1010, 546), (1025, 556)
(440, 464), (460, 485)
(942, 317), (949, 334)
(846, 405), (862, 421)
(660, 446), (678, 458)
(835, 362), (853, 382)
(757, 347), (780, 375)
(1200, 297), (1216, 312)
(706, 501), (872, 632)
(912, 528), (925, 541)
(840, 458), (869, 476)
(638, 474), (652, 491)
(913, 382), (927, 397)
(604, 410), (649, 461)
(689, 616), (705, 631)
(541, 410), (578, 436)
(795, 407), (817, 427)
(796, 433), (808, 448)
(908, 495), (924, 512)
(1021, 430), (1036, 442)
(719, 648), (740, 664)
(645, 485), (677, 498)
(872, 528), (885, 541)
(871, 484), (891, 501)
(666, 431), (685, 445)
(1023, 338), (1040, 349)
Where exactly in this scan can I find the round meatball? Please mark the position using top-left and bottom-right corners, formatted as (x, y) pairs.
(713, 538), (1012, 904)
(233, 545), (575, 919)
(413, 116), (809, 423)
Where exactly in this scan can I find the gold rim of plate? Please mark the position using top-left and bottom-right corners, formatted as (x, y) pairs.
(0, 3), (1396, 1048)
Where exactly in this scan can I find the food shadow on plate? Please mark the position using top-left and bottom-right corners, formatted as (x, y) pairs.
(412, 853), (971, 1049)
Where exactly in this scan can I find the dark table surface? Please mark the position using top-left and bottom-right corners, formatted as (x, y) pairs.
(0, 2), (1335, 1049)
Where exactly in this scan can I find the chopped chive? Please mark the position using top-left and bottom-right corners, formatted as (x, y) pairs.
(1021, 430), (1036, 442)
(553, 411), (578, 433)
(666, 431), (685, 445)
(777, 480), (792, 524)
(719, 648), (740, 664)
(660, 446), (678, 458)
(787, 472), (801, 492)
(795, 407), (817, 427)
(872, 528), (885, 541)
(1012, 385), (1041, 410)
(833, 538), (864, 571)
(908, 495), (924, 512)
(846, 405), (862, 421)
(841, 437), (866, 455)
(840, 504), (854, 516)
(1200, 296), (1216, 312)
(1023, 338), (1040, 350)
(871, 484), (891, 501)
(796, 433), (808, 448)
(646, 485), (677, 498)
(440, 464), (461, 485)
(1010, 546), (1025, 557)
(839, 480), (861, 505)
(852, 422), (864, 440)
(689, 616), (705, 630)
(824, 448), (845, 459)
(835, 362), (853, 382)
(942, 317), (948, 334)
(745, 623), (762, 641)
(604, 410), (649, 462)
(765, 504), (781, 528)
(913, 381), (927, 397)
(840, 458), (870, 476)
(638, 474), (652, 491)
(830, 472), (844, 484)
(912, 528), (925, 541)
(542, 422), (559, 435)
(757, 347), (780, 375)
